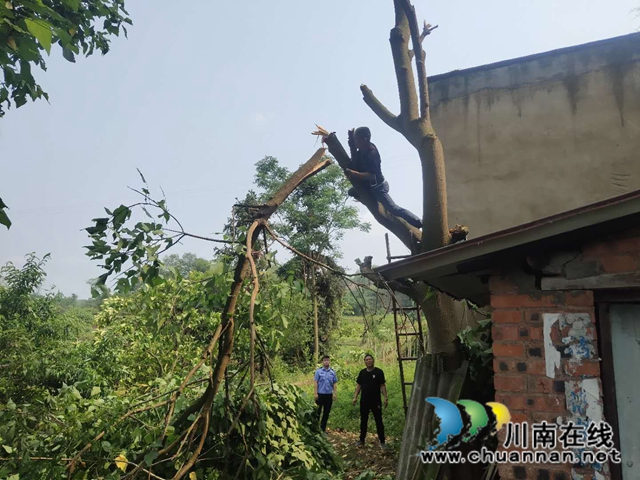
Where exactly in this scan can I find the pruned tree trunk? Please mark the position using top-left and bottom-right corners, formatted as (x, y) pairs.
(311, 263), (319, 362)
(319, 1), (478, 478)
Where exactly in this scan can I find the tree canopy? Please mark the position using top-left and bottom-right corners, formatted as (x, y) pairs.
(0, 0), (131, 116)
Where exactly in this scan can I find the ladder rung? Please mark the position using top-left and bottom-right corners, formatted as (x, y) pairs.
(403, 381), (413, 385)
(399, 356), (419, 361)
(388, 254), (413, 260)
(395, 306), (418, 311)
(397, 332), (420, 336)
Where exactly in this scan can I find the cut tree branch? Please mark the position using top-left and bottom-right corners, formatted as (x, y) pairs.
(400, 0), (432, 119)
(390, 0), (419, 122)
(360, 85), (400, 132)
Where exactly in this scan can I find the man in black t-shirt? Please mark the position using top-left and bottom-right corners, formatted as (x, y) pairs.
(352, 354), (388, 448)
(344, 127), (422, 229)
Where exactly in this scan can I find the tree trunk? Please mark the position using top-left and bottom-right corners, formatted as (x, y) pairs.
(418, 134), (449, 252)
(311, 263), (319, 362)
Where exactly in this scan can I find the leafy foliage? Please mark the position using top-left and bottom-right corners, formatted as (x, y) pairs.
(0, 0), (132, 116)
(0, 253), (95, 401)
(161, 252), (213, 278)
(0, 257), (343, 479)
(0, 197), (10, 229)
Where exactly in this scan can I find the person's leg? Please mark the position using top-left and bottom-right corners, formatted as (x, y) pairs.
(348, 187), (363, 204)
(320, 394), (333, 432)
(359, 402), (370, 443)
(316, 396), (324, 424)
(371, 402), (386, 445)
(373, 183), (422, 228)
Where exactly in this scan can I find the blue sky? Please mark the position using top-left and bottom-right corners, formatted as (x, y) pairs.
(1, 0), (638, 296)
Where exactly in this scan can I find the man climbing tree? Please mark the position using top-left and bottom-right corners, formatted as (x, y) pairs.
(345, 126), (422, 229)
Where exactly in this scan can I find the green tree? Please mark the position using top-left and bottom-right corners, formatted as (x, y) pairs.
(161, 252), (213, 278)
(0, 0), (131, 116)
(253, 156), (370, 361)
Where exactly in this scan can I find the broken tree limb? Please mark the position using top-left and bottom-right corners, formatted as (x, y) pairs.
(107, 148), (333, 480)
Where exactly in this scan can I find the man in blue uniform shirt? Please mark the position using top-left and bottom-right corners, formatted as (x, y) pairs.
(314, 355), (338, 432)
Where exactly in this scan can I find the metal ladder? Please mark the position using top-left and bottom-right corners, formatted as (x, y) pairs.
(385, 233), (426, 414)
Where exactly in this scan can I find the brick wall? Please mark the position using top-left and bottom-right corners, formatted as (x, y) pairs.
(490, 271), (609, 480)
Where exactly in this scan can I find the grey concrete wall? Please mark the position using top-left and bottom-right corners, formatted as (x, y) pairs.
(430, 33), (640, 237)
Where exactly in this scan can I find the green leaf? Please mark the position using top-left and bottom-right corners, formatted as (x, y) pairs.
(25, 18), (52, 54)
(62, 0), (79, 11)
(62, 47), (76, 63)
(0, 208), (11, 229)
(144, 450), (158, 466)
(101, 441), (112, 452)
(91, 386), (101, 397)
(2, 445), (13, 454)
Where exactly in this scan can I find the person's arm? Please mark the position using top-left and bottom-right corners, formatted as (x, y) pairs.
(332, 372), (338, 401)
(352, 384), (361, 406)
(345, 146), (380, 183)
(345, 169), (376, 182)
(381, 384), (388, 408)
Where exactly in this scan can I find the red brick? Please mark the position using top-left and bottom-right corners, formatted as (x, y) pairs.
(525, 310), (544, 323)
(527, 467), (573, 479)
(613, 236), (640, 253)
(564, 359), (601, 377)
(531, 411), (564, 424)
(491, 294), (561, 309)
(582, 240), (614, 257)
(525, 394), (566, 412)
(529, 326), (543, 341)
(564, 291), (594, 307)
(509, 412), (529, 424)
(489, 275), (519, 294)
(527, 359), (546, 376)
(496, 394), (527, 410)
(496, 466), (514, 480)
(493, 309), (523, 324)
(493, 325), (520, 341)
(493, 342), (525, 357)
(527, 377), (557, 394)
(494, 374), (526, 392)
(599, 254), (637, 273)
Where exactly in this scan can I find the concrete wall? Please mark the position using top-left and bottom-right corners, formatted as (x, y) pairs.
(429, 33), (640, 237)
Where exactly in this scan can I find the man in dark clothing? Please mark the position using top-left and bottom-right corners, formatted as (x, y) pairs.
(352, 354), (388, 448)
(344, 126), (422, 229)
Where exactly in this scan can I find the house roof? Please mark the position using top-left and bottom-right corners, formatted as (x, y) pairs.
(374, 190), (640, 306)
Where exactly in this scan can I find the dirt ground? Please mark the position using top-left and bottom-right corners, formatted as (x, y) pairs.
(326, 428), (397, 479)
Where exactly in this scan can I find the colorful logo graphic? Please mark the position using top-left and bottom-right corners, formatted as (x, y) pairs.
(424, 397), (511, 450)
